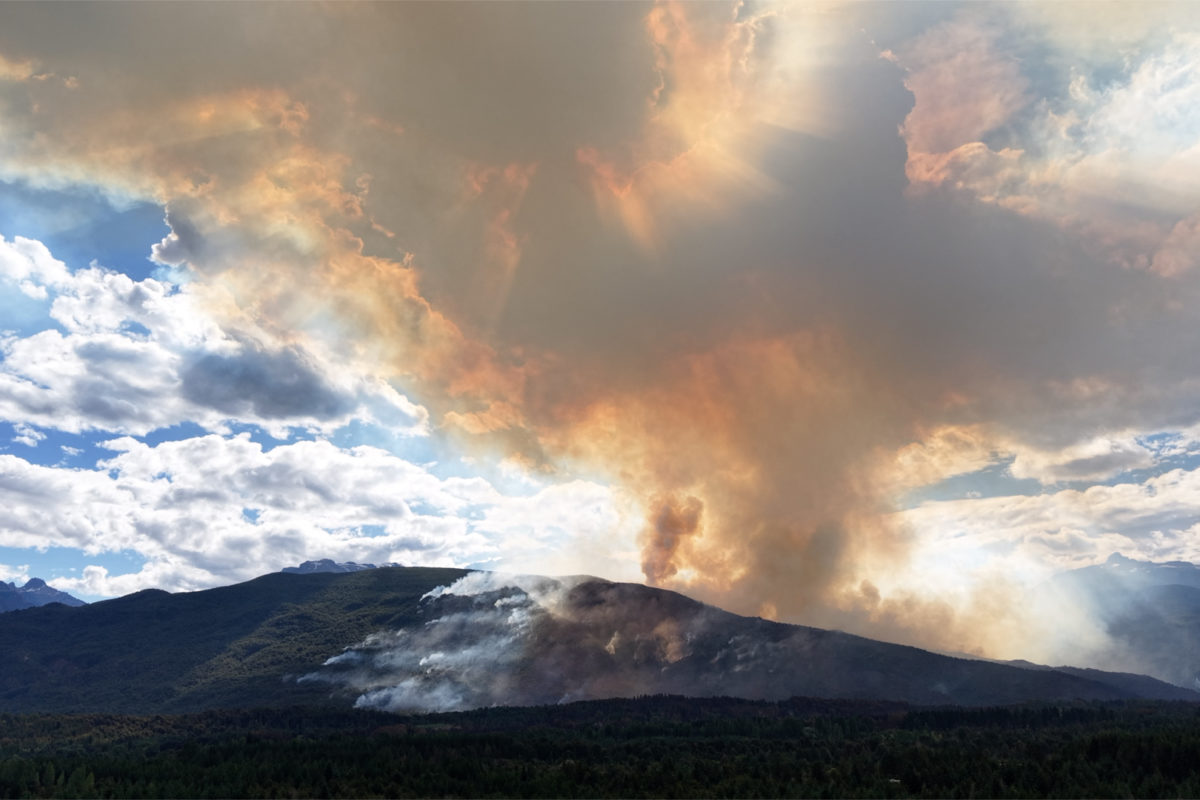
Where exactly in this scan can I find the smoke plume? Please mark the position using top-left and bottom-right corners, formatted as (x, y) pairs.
(2, 1), (1200, 664)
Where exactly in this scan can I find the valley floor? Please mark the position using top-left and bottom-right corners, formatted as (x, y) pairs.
(2, 695), (1200, 798)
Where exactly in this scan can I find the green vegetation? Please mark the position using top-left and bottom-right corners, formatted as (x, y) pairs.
(4, 566), (1194, 718)
(0, 567), (468, 713)
(2, 696), (1200, 798)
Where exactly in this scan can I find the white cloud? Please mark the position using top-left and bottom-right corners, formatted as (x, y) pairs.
(0, 233), (428, 439)
(0, 433), (636, 597)
(898, 19), (1200, 274)
(844, 458), (1200, 664)
(898, 464), (1200, 574)
(472, 480), (641, 580)
(11, 422), (43, 447)
(0, 234), (70, 296)
(0, 562), (29, 583)
(1008, 434), (1156, 484)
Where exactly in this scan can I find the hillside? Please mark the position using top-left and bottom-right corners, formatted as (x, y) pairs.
(0, 567), (468, 713)
(0, 567), (1194, 714)
(1052, 554), (1200, 688)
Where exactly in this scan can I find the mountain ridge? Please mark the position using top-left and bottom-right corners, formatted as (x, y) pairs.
(0, 566), (1195, 715)
(1049, 552), (1200, 688)
(0, 577), (86, 613)
(281, 559), (401, 575)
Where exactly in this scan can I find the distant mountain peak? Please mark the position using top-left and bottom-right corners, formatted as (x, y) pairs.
(1099, 552), (1198, 575)
(281, 559), (400, 575)
(0, 577), (86, 613)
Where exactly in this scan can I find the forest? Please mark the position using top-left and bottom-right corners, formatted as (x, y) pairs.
(3, 695), (1200, 798)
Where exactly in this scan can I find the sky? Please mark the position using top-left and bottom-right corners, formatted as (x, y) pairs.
(1, 1), (1200, 663)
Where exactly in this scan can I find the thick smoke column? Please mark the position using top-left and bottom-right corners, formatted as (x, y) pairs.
(642, 495), (703, 584)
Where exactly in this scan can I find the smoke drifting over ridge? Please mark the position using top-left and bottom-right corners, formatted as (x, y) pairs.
(302, 572), (1198, 712)
(2, 2), (1200, 661)
(300, 572), (718, 712)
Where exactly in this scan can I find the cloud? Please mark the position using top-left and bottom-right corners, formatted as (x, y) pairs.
(0, 434), (636, 597)
(0, 234), (427, 438)
(879, 424), (1000, 496)
(896, 11), (1200, 274)
(845, 460), (1200, 664)
(11, 422), (43, 447)
(899, 466), (1200, 575)
(1152, 214), (1200, 278)
(0, 234), (70, 297)
(0, 562), (29, 584)
(1008, 435), (1156, 484)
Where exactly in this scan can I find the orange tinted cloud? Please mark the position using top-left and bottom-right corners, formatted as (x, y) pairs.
(575, 2), (781, 250)
(0, 12), (1039, 639)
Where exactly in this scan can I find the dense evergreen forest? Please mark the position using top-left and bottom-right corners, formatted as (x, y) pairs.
(3, 695), (1200, 798)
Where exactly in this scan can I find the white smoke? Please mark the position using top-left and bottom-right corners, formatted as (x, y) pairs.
(298, 565), (1200, 712)
(300, 573), (588, 712)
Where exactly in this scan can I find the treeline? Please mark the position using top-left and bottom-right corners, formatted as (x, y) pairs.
(3, 696), (1200, 798)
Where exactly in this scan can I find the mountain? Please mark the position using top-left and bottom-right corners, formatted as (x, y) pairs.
(281, 559), (399, 574)
(1052, 553), (1200, 689)
(0, 577), (86, 613)
(0, 566), (1194, 715)
(0, 566), (468, 713)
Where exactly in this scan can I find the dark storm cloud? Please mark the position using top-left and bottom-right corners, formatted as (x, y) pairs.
(180, 341), (355, 421)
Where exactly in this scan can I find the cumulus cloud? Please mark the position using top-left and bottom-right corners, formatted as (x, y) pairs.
(0, 562), (29, 584)
(901, 467), (1200, 573)
(10, 422), (43, 447)
(1008, 435), (1157, 485)
(0, 434), (637, 597)
(0, 234), (70, 298)
(0, 233), (426, 438)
